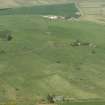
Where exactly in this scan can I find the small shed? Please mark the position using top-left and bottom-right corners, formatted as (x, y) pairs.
(47, 94), (64, 103)
(53, 96), (64, 102)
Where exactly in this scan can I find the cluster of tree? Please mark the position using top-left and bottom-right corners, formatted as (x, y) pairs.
(71, 40), (96, 47)
(47, 94), (55, 103)
(0, 30), (12, 41)
(47, 94), (64, 103)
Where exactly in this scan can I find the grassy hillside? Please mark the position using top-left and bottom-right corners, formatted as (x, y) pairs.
(0, 15), (105, 104)
(0, 3), (78, 17)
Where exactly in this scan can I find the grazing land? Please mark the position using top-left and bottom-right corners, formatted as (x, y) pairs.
(0, 15), (105, 105)
(61, 101), (105, 105)
(0, 0), (105, 105)
(0, 3), (78, 17)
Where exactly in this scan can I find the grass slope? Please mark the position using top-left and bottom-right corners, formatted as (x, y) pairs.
(0, 3), (78, 17)
(0, 15), (105, 104)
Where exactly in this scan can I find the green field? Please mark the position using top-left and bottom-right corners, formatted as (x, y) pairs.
(0, 3), (78, 17)
(0, 15), (105, 105)
(0, 1), (105, 105)
(60, 101), (105, 105)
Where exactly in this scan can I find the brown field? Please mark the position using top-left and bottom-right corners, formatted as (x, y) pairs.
(74, 0), (105, 23)
(0, 0), (71, 8)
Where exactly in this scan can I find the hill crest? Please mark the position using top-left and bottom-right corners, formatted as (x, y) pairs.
(0, 0), (71, 8)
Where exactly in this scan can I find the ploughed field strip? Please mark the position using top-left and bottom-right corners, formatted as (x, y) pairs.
(76, 0), (105, 16)
(0, 0), (72, 8)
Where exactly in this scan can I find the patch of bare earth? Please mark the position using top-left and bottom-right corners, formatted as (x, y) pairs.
(80, 15), (105, 24)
